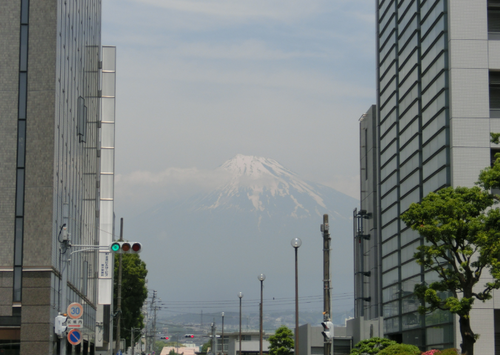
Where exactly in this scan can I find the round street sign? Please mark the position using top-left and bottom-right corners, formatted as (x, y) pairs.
(67, 329), (82, 345)
(67, 302), (83, 319)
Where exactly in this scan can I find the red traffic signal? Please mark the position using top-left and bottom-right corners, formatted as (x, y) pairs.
(161, 336), (169, 340)
(185, 334), (194, 338)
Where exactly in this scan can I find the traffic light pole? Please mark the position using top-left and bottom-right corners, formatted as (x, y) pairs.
(58, 223), (112, 355)
(116, 218), (124, 354)
(321, 215), (332, 355)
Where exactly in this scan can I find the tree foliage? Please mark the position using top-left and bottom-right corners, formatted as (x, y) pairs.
(268, 325), (294, 355)
(349, 337), (396, 355)
(377, 343), (420, 355)
(114, 253), (148, 348)
(401, 185), (500, 355)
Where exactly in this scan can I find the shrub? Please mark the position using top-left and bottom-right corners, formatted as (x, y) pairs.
(422, 350), (441, 355)
(350, 337), (397, 355)
(377, 343), (420, 355)
(438, 349), (459, 355)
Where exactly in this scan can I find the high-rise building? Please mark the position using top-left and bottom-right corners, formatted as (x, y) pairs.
(350, 0), (500, 352)
(0, 1), (115, 354)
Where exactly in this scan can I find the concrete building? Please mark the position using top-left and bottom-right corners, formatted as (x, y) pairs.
(297, 324), (351, 355)
(216, 331), (270, 355)
(0, 1), (115, 354)
(351, 0), (500, 352)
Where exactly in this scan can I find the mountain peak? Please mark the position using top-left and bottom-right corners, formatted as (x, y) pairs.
(219, 154), (290, 179)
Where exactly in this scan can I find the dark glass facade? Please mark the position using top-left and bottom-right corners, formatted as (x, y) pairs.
(376, 0), (452, 349)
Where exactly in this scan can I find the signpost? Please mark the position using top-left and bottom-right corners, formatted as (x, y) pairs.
(67, 302), (83, 319)
(67, 329), (82, 346)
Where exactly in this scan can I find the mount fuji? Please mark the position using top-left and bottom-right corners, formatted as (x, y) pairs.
(126, 155), (358, 322)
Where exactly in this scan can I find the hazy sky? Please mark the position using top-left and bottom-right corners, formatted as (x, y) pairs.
(102, 0), (376, 316)
(103, 0), (376, 201)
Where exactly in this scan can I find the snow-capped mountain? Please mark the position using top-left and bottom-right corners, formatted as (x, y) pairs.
(128, 155), (358, 318)
(198, 155), (328, 217)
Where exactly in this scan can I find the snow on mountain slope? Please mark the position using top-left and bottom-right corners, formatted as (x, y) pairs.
(195, 154), (348, 221)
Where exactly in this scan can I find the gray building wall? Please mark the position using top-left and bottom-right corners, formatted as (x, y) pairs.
(354, 105), (381, 321)
(364, 0), (500, 352)
(0, 0), (103, 354)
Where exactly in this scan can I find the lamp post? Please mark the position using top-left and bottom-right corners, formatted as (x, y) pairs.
(222, 312), (225, 355)
(258, 274), (266, 355)
(291, 238), (302, 355)
(238, 292), (243, 355)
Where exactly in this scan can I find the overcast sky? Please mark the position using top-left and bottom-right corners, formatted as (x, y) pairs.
(102, 0), (376, 314)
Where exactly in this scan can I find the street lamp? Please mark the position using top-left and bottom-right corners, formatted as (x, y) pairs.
(238, 292), (243, 355)
(258, 273), (266, 355)
(291, 238), (302, 355)
(222, 312), (225, 355)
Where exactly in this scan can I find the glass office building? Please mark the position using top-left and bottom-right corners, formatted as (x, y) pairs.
(352, 0), (500, 352)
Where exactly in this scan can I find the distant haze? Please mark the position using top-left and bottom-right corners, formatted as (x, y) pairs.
(119, 155), (358, 325)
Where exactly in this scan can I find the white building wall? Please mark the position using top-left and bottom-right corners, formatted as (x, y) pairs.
(448, 0), (500, 352)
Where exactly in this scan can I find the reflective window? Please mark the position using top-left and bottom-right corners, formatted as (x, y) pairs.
(384, 317), (400, 333)
(401, 259), (420, 279)
(384, 300), (400, 317)
(488, 0), (500, 39)
(402, 312), (421, 329)
(17, 120), (26, 168)
(400, 187), (420, 213)
(15, 218), (23, 266)
(16, 169), (25, 217)
(401, 227), (419, 246)
(400, 169), (419, 196)
(423, 148), (447, 179)
(426, 324), (453, 346)
(20, 25), (28, 71)
(13, 267), (22, 302)
(383, 251), (399, 270)
(422, 109), (446, 142)
(18, 72), (27, 119)
(381, 187), (398, 210)
(400, 153), (419, 181)
(381, 219), (398, 242)
(382, 235), (399, 255)
(490, 71), (500, 117)
(382, 267), (399, 287)
(423, 129), (446, 161)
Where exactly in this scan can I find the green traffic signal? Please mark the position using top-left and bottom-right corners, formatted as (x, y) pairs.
(111, 243), (120, 252)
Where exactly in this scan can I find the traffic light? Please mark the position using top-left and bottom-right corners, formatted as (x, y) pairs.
(185, 334), (194, 338)
(54, 314), (67, 338)
(161, 336), (170, 340)
(321, 321), (334, 342)
(109, 241), (142, 254)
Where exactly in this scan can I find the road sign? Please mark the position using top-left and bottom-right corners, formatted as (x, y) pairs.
(67, 329), (82, 345)
(67, 318), (83, 328)
(67, 302), (83, 319)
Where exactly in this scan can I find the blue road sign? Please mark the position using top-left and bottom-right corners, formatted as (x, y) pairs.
(67, 329), (82, 345)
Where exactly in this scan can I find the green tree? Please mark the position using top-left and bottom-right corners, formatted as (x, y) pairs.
(268, 325), (294, 355)
(114, 253), (148, 347)
(401, 186), (500, 355)
(349, 337), (396, 355)
(377, 343), (420, 355)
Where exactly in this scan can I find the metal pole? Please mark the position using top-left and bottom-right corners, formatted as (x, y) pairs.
(321, 215), (332, 355)
(116, 218), (124, 354)
(259, 280), (263, 355)
(132, 328), (135, 355)
(238, 293), (243, 355)
(60, 224), (69, 355)
(295, 246), (299, 355)
(222, 312), (225, 355)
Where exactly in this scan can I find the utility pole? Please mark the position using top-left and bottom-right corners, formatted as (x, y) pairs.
(211, 322), (217, 355)
(321, 214), (332, 355)
(153, 291), (158, 347)
(116, 218), (124, 354)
